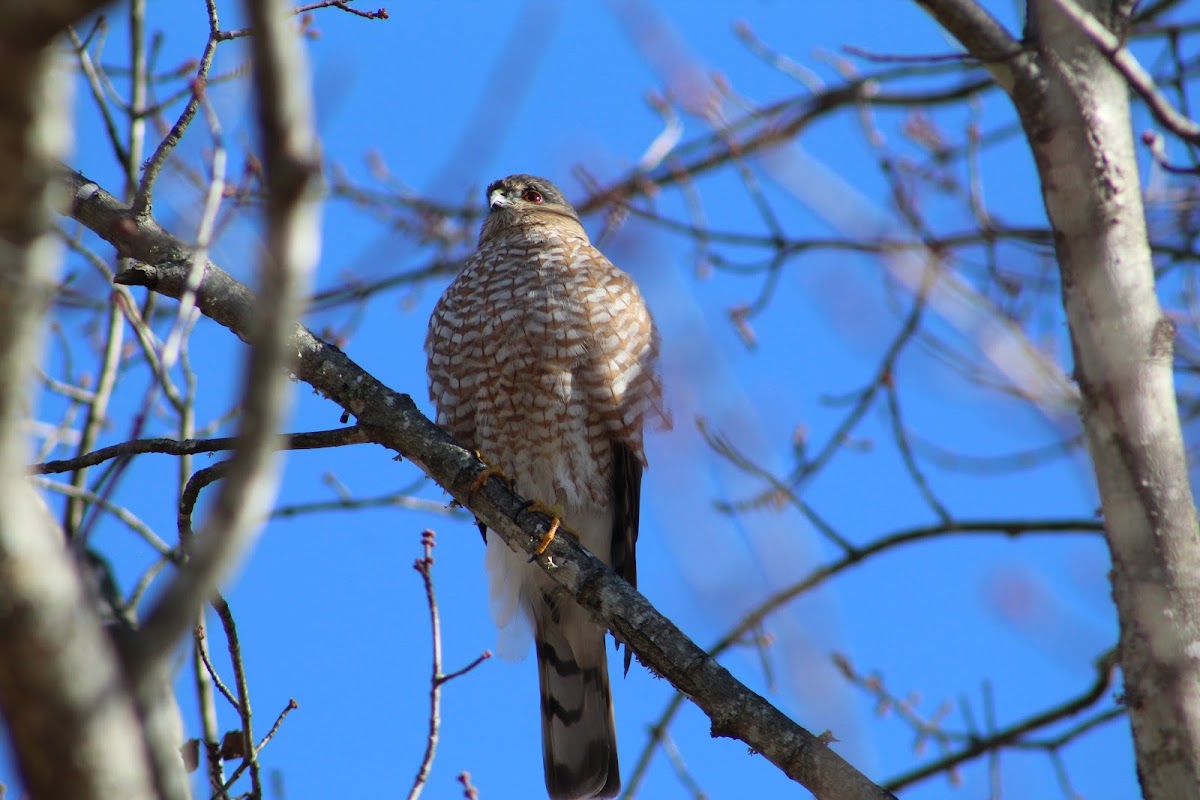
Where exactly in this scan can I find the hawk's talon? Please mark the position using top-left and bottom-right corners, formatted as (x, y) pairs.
(468, 450), (514, 497)
(516, 499), (576, 557)
(468, 466), (508, 497)
(535, 517), (561, 556)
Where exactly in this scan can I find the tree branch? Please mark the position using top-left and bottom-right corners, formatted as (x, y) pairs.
(60, 166), (896, 799)
(910, 0), (1030, 91)
(32, 426), (367, 475)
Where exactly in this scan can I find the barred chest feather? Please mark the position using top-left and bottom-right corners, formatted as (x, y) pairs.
(426, 225), (643, 508)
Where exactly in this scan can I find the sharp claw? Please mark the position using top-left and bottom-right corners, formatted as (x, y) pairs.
(516, 500), (576, 559)
(467, 451), (515, 497)
(534, 517), (561, 555)
(468, 466), (506, 497)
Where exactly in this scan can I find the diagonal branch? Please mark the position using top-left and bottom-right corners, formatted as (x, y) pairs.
(911, 0), (1030, 91)
(60, 165), (897, 800)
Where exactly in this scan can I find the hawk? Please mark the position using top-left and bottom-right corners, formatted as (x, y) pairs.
(426, 175), (667, 799)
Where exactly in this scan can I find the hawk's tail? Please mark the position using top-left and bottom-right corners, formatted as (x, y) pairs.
(535, 599), (620, 800)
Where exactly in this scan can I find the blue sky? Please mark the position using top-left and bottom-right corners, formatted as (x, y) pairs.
(18, 1), (1149, 798)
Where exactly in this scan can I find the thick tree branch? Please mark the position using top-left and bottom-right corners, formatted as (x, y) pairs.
(60, 167), (896, 800)
(911, 0), (1030, 91)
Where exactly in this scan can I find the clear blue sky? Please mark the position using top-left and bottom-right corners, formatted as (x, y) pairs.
(18, 1), (1141, 798)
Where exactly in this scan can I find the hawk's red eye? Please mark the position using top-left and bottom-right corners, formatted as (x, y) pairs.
(523, 189), (543, 203)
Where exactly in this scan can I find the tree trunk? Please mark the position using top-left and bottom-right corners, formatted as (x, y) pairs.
(917, 0), (1200, 795)
(1026, 1), (1200, 796)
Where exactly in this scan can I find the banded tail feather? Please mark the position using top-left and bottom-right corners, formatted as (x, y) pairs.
(535, 592), (620, 799)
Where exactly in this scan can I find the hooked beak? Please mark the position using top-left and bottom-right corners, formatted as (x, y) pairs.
(488, 189), (510, 210)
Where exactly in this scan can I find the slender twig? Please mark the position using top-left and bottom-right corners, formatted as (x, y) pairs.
(30, 476), (173, 556)
(63, 296), (124, 539)
(193, 625), (239, 708)
(216, 0), (389, 40)
(65, 26), (130, 168)
(659, 733), (707, 800)
(457, 772), (480, 800)
(883, 382), (952, 522)
(882, 650), (1119, 791)
(408, 529), (491, 800)
(271, 489), (459, 520)
(210, 699), (299, 800)
(211, 594), (261, 798)
(699, 419), (855, 553)
(35, 365), (97, 404)
(408, 528), (443, 800)
(161, 81), (226, 370)
(133, 0), (222, 215)
(620, 692), (687, 799)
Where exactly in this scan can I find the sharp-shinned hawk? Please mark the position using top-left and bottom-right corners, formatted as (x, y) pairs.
(425, 175), (667, 799)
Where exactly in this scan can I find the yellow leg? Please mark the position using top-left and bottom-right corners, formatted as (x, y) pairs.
(468, 451), (514, 497)
(518, 499), (577, 556)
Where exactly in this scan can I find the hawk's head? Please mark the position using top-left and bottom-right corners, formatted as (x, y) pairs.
(479, 174), (585, 244)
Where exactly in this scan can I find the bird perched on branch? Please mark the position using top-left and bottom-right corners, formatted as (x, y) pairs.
(426, 174), (668, 799)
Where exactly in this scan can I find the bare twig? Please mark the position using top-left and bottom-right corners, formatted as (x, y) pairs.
(126, 0), (323, 682)
(882, 650), (1119, 791)
(458, 772), (480, 800)
(34, 426), (368, 475)
(194, 625), (238, 708)
(133, 0), (222, 215)
(211, 594), (260, 796)
(408, 529), (491, 800)
(216, 0), (389, 40)
(209, 699), (299, 800)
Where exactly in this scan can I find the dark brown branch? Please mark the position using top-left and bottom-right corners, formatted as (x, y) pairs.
(61, 168), (896, 800)
(33, 426), (367, 474)
(912, 0), (1028, 79)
